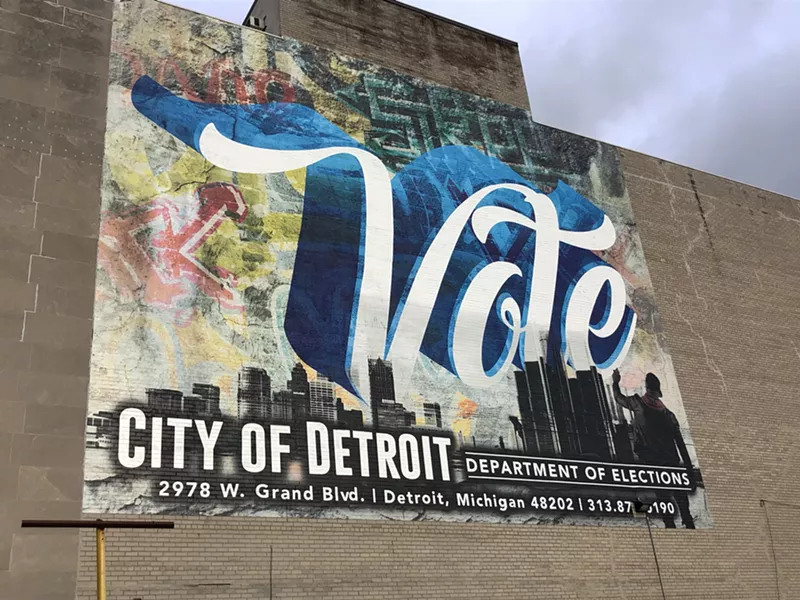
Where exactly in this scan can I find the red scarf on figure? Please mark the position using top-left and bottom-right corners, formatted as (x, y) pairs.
(641, 391), (667, 411)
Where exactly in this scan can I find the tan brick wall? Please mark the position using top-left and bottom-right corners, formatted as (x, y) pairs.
(763, 501), (800, 599)
(2, 1), (799, 599)
(72, 149), (800, 600)
(0, 0), (112, 598)
(276, 0), (530, 110)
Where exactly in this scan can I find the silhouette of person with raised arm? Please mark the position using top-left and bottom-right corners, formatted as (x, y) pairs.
(612, 369), (695, 528)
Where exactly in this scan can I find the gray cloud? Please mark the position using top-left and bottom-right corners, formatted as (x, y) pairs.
(168, 0), (800, 198)
(654, 41), (800, 198)
(406, 0), (800, 198)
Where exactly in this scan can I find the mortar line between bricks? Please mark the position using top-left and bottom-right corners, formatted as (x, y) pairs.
(31, 150), (48, 230)
(761, 499), (800, 511)
(624, 171), (708, 197)
(19, 309), (27, 342)
(61, 5), (112, 23)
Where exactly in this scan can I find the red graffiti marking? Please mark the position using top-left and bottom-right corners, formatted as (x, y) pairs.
(205, 57), (249, 104)
(104, 46), (298, 313)
(157, 58), (202, 102)
(113, 42), (298, 105)
(253, 69), (296, 103)
(99, 182), (249, 312)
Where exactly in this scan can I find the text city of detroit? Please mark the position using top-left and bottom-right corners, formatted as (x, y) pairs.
(117, 408), (453, 481)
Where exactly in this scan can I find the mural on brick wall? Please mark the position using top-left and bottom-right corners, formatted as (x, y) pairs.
(83, 0), (712, 528)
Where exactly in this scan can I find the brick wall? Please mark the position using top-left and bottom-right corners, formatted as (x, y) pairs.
(274, 0), (530, 109)
(0, 1), (112, 599)
(73, 152), (800, 600)
(763, 501), (800, 599)
(1, 1), (799, 599)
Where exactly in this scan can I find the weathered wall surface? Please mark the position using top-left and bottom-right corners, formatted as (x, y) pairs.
(86, 0), (709, 527)
(0, 1), (798, 600)
(0, 1), (112, 599)
(72, 2), (800, 600)
(75, 153), (800, 599)
(615, 149), (800, 599)
(273, 0), (529, 109)
(75, 154), (800, 600)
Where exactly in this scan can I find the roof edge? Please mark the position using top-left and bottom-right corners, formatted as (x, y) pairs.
(384, 0), (518, 46)
(244, 0), (519, 47)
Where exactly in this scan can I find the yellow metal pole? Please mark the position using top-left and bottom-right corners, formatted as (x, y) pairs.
(96, 527), (107, 600)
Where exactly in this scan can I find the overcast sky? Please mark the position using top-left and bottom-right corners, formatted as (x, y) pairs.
(167, 0), (800, 199)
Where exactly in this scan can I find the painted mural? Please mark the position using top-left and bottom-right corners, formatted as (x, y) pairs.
(83, 0), (712, 528)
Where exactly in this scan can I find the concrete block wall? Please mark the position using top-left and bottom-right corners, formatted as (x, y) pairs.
(0, 0), (797, 599)
(0, 1), (112, 599)
(73, 152), (800, 600)
(272, 0), (530, 110)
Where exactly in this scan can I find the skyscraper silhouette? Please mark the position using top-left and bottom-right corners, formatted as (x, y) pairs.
(309, 375), (336, 421)
(376, 400), (416, 429)
(272, 390), (294, 421)
(238, 367), (271, 421)
(192, 383), (221, 416)
(545, 345), (577, 456)
(573, 367), (613, 459)
(288, 362), (310, 422)
(336, 398), (364, 428)
(423, 402), (442, 428)
(146, 388), (183, 413)
(515, 359), (557, 455)
(514, 343), (620, 460)
(368, 358), (396, 429)
(182, 394), (205, 416)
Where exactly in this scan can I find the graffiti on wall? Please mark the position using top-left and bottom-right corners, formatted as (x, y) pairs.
(83, 0), (711, 528)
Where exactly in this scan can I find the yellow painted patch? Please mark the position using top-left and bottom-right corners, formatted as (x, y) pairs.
(107, 132), (159, 203)
(236, 172), (268, 208)
(263, 212), (302, 244)
(286, 168), (306, 195)
(162, 150), (215, 195)
(452, 418), (471, 440)
(451, 393), (478, 440)
(198, 219), (276, 286)
(176, 310), (248, 366)
(275, 51), (370, 143)
(100, 315), (180, 388)
(329, 55), (360, 84)
(455, 394), (478, 419)
(335, 386), (363, 411)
